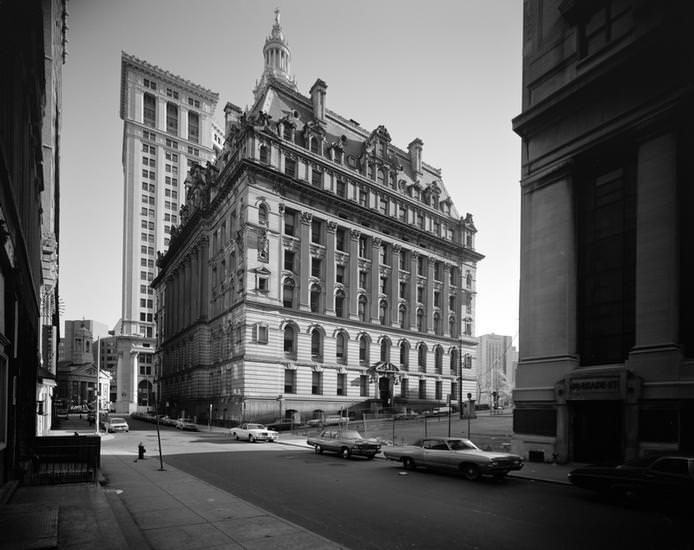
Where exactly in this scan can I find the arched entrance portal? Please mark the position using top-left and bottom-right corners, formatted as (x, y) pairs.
(137, 380), (154, 408)
(368, 361), (401, 408)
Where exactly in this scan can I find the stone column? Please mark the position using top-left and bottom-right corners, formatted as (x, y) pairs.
(278, 204), (285, 302)
(390, 245), (401, 327)
(349, 229), (360, 320)
(426, 257), (434, 334)
(629, 132), (680, 378)
(199, 236), (209, 320)
(299, 212), (312, 311)
(409, 251), (419, 331)
(442, 263), (450, 336)
(370, 238), (381, 322)
(325, 221), (337, 315)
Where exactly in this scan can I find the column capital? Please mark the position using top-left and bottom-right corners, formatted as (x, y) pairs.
(327, 220), (338, 233)
(392, 244), (401, 254)
(372, 237), (382, 248)
(350, 228), (361, 241)
(300, 211), (313, 225)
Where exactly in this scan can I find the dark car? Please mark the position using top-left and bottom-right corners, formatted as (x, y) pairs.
(568, 455), (694, 501)
(307, 430), (381, 459)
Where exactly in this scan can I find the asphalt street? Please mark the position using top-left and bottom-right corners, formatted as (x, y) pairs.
(101, 419), (689, 550)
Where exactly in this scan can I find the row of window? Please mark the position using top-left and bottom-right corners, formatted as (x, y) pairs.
(283, 370), (453, 400)
(143, 92), (200, 143)
(269, 323), (473, 372)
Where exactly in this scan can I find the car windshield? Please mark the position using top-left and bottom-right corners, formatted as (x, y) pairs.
(111, 419), (126, 424)
(247, 424), (265, 429)
(447, 439), (478, 451)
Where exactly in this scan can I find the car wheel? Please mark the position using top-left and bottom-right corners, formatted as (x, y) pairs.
(340, 447), (351, 459)
(233, 433), (239, 440)
(249, 434), (255, 443)
(402, 457), (415, 470)
(314, 445), (323, 454)
(366, 454), (376, 460)
(461, 463), (481, 481)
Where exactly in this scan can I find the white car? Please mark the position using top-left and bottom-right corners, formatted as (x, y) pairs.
(104, 417), (129, 433)
(175, 418), (198, 431)
(229, 423), (278, 442)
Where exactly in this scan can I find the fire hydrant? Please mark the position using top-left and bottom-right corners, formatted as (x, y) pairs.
(138, 442), (146, 460)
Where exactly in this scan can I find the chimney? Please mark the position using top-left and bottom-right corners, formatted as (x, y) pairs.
(310, 79), (327, 122)
(408, 138), (423, 175)
(224, 102), (243, 136)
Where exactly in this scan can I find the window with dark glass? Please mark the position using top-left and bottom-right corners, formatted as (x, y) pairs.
(284, 369), (296, 393)
(335, 290), (345, 317)
(310, 285), (321, 313)
(188, 111), (199, 143)
(336, 264), (345, 284)
(360, 375), (369, 397)
(311, 257), (322, 278)
(311, 330), (322, 360)
(284, 209), (296, 236)
(359, 271), (367, 289)
(166, 102), (178, 135)
(336, 179), (347, 198)
(259, 145), (269, 163)
(284, 325), (295, 354)
(337, 373), (346, 395)
(283, 279), (295, 308)
(336, 333), (346, 362)
(312, 168), (322, 187)
(359, 336), (368, 364)
(400, 342), (409, 368)
(358, 296), (367, 322)
(285, 158), (296, 177)
(418, 379), (426, 399)
(336, 228), (346, 251)
(311, 219), (322, 244)
(418, 346), (426, 371)
(144, 93), (156, 127)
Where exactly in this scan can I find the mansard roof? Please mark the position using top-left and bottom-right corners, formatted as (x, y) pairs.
(249, 81), (460, 219)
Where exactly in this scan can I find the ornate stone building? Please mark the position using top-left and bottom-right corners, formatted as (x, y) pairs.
(152, 11), (482, 424)
(512, 1), (694, 463)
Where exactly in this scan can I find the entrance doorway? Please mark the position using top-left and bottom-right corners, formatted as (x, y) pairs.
(379, 377), (393, 407)
(571, 400), (623, 464)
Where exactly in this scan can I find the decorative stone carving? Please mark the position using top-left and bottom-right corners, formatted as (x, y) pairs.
(300, 211), (313, 224)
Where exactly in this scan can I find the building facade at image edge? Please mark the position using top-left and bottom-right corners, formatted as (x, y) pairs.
(152, 11), (483, 424)
(512, 1), (694, 464)
(117, 52), (222, 414)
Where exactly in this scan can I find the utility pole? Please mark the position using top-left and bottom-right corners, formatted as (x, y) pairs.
(96, 336), (100, 435)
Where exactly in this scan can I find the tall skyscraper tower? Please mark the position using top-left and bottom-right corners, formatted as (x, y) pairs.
(119, 53), (220, 338)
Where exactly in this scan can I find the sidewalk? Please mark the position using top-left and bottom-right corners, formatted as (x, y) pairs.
(1, 428), (572, 550)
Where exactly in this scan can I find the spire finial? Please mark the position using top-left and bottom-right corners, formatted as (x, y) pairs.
(274, 7), (280, 26)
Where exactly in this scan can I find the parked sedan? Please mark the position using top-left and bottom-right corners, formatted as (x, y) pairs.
(307, 430), (381, 459)
(104, 417), (129, 433)
(568, 455), (694, 501)
(175, 418), (198, 431)
(383, 437), (523, 480)
(229, 423), (278, 442)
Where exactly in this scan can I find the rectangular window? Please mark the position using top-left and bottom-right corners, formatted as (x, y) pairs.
(143, 93), (156, 127)
(359, 236), (368, 258)
(435, 381), (442, 400)
(285, 158), (296, 177)
(188, 111), (200, 143)
(311, 219), (322, 244)
(336, 264), (345, 284)
(401, 378), (408, 398)
(359, 271), (367, 290)
(284, 209), (296, 236)
(284, 250), (295, 271)
(336, 228), (346, 251)
(359, 188), (368, 207)
(400, 282), (407, 299)
(336, 179), (346, 198)
(577, 161), (636, 365)
(360, 375), (369, 397)
(166, 102), (178, 134)
(419, 379), (427, 399)
(284, 369), (296, 394)
(311, 258), (322, 278)
(312, 372), (322, 395)
(312, 168), (322, 187)
(337, 374), (346, 396)
(380, 243), (388, 265)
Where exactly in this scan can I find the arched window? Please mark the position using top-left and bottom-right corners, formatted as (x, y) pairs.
(283, 279), (295, 308)
(259, 144), (269, 163)
(311, 329), (322, 361)
(310, 284), (321, 313)
(258, 203), (268, 225)
(283, 325), (296, 356)
(449, 316), (456, 337)
(449, 348), (458, 374)
(336, 332), (347, 364)
(380, 339), (390, 362)
(399, 304), (407, 329)
(335, 290), (345, 318)
(400, 341), (409, 369)
(358, 295), (368, 322)
(416, 309), (424, 332)
(418, 345), (427, 372)
(379, 300), (388, 325)
(359, 335), (369, 365)
(435, 346), (443, 374)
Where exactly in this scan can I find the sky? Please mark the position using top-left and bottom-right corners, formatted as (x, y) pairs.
(59, 0), (523, 342)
